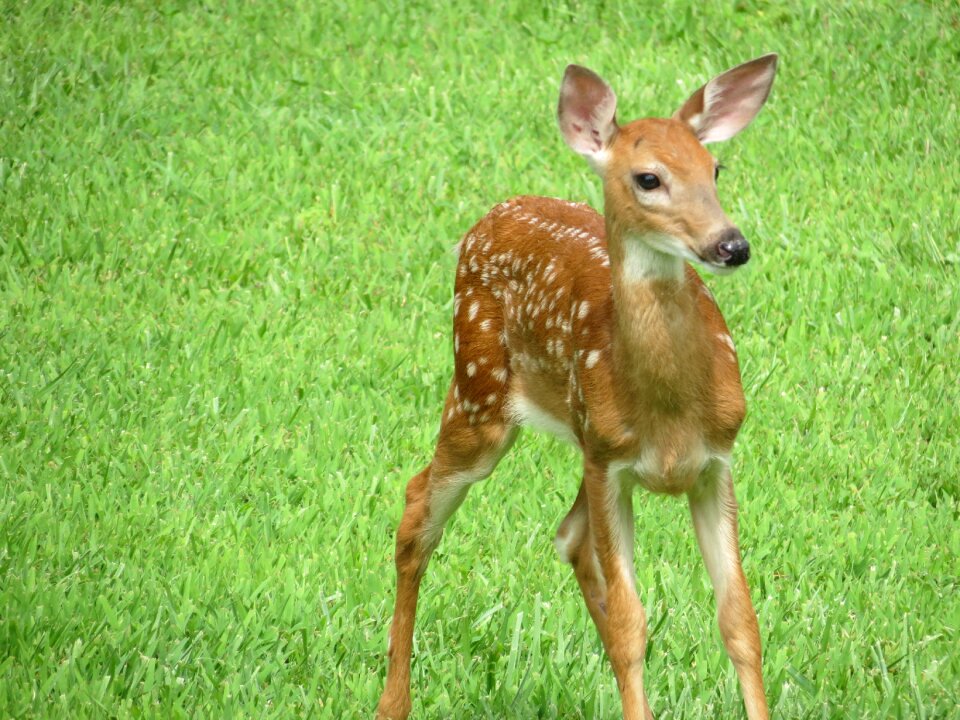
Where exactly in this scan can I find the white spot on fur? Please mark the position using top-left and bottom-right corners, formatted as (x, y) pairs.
(578, 301), (590, 319)
(468, 301), (480, 321)
(466, 362), (477, 377)
(492, 367), (508, 383)
(585, 350), (601, 369)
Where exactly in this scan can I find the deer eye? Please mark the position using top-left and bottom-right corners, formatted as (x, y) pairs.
(634, 173), (660, 190)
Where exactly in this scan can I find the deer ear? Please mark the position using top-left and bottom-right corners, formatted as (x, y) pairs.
(674, 54), (778, 144)
(558, 65), (618, 174)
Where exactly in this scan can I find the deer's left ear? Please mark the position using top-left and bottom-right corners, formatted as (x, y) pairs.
(674, 54), (778, 144)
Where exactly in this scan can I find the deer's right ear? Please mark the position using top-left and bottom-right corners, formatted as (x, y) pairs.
(558, 65), (618, 175)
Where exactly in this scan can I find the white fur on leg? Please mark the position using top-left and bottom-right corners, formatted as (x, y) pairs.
(421, 430), (519, 551)
(688, 458), (739, 601)
(605, 466), (638, 589)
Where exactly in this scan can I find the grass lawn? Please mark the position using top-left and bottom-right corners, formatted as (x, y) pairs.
(2, 1), (958, 717)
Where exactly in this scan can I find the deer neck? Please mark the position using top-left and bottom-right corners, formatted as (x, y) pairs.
(605, 215), (706, 406)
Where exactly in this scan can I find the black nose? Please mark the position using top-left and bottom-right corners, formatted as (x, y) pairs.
(717, 229), (750, 267)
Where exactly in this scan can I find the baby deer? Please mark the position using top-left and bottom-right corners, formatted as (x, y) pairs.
(377, 54), (778, 720)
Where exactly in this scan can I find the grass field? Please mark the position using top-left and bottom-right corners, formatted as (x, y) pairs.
(2, 1), (959, 717)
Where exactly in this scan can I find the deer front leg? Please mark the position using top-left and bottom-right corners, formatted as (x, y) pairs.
(560, 460), (653, 720)
(688, 462), (768, 720)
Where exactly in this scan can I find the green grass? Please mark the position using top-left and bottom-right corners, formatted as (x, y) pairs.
(2, 0), (959, 717)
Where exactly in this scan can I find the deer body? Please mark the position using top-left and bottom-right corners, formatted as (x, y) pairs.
(456, 195), (743, 492)
(377, 55), (778, 720)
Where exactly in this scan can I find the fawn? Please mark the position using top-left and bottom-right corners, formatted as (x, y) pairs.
(377, 54), (779, 720)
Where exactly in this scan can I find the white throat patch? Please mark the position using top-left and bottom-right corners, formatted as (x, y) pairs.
(621, 233), (690, 282)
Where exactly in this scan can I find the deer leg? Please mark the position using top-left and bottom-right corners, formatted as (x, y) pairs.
(554, 482), (610, 636)
(376, 394), (517, 720)
(556, 463), (652, 720)
(688, 463), (768, 720)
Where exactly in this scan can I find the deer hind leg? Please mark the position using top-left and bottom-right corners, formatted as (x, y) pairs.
(376, 381), (517, 720)
(555, 465), (653, 720)
(688, 462), (768, 720)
